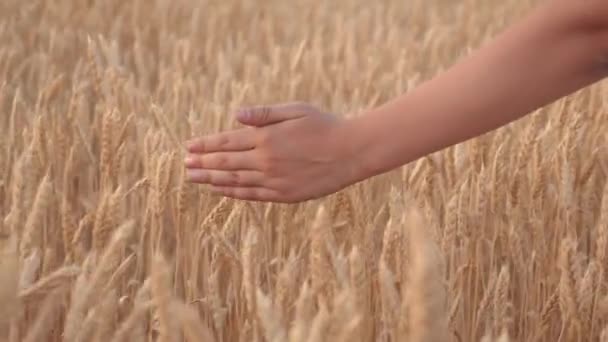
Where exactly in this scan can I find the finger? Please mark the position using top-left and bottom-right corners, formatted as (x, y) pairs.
(186, 128), (255, 153)
(184, 151), (258, 170)
(186, 169), (265, 187)
(209, 186), (281, 202)
(235, 102), (312, 127)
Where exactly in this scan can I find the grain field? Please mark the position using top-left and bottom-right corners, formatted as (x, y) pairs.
(1, 0), (607, 341)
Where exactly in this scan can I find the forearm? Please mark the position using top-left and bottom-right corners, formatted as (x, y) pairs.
(348, 0), (608, 179)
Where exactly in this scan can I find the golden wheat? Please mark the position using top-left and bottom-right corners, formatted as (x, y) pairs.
(1, 0), (607, 341)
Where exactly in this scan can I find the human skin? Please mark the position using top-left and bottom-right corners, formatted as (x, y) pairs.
(184, 0), (608, 203)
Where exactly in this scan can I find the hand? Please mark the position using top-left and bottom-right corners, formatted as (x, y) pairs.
(184, 102), (363, 203)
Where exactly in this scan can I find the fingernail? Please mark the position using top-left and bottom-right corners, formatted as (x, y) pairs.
(184, 155), (198, 168)
(186, 141), (197, 151)
(186, 169), (200, 181)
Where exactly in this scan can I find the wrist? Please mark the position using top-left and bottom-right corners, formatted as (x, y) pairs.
(339, 98), (431, 181)
(336, 113), (386, 183)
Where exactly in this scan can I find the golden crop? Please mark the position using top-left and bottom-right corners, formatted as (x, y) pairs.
(0, 0), (606, 341)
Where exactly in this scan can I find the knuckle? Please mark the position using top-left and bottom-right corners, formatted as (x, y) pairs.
(217, 134), (230, 147)
(204, 171), (213, 184)
(214, 155), (227, 168)
(228, 171), (240, 186)
(258, 155), (276, 174)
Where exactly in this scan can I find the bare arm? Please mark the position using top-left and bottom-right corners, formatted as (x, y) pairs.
(185, 0), (608, 203)
(348, 0), (608, 179)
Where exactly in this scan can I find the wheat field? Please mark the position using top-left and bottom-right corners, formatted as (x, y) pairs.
(1, 0), (607, 341)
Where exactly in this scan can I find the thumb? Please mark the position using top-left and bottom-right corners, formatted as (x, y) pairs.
(235, 103), (311, 127)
